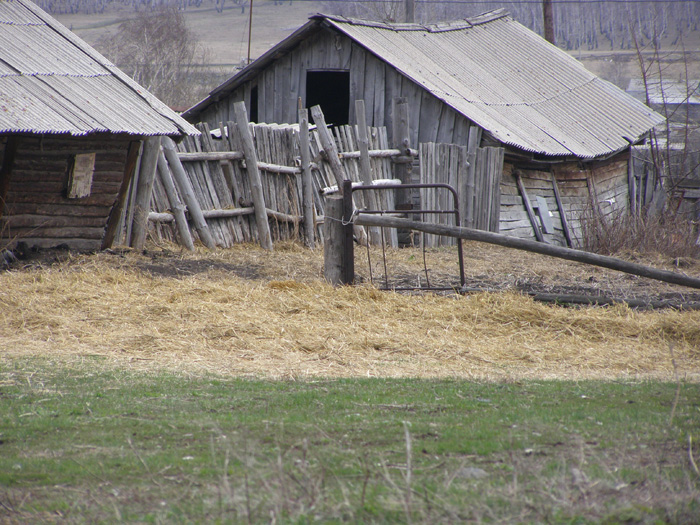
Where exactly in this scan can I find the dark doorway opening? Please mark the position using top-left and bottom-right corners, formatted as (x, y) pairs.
(249, 85), (259, 123)
(306, 70), (350, 126)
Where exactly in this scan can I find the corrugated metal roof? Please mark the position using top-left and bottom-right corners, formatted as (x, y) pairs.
(325, 11), (664, 158)
(0, 0), (199, 137)
(186, 10), (664, 159)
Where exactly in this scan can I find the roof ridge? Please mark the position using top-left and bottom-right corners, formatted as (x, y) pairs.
(317, 8), (509, 32)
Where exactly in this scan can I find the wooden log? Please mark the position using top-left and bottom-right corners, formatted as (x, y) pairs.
(162, 136), (217, 249)
(148, 211), (175, 223)
(156, 150), (195, 251)
(550, 172), (573, 247)
(392, 97), (411, 210)
(298, 107), (316, 248)
(323, 195), (348, 285)
(338, 148), (417, 160)
(355, 99), (382, 246)
(310, 105), (347, 191)
(515, 171), (544, 243)
(354, 213), (700, 290)
(202, 207), (254, 219)
(266, 208), (302, 224)
(102, 140), (140, 249)
(463, 131), (476, 228)
(130, 136), (161, 249)
(256, 161), (301, 175)
(234, 101), (273, 251)
(178, 151), (244, 162)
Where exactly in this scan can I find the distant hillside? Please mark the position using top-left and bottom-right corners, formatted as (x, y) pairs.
(54, 0), (698, 105)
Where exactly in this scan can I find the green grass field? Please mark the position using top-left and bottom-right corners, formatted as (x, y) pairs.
(1, 357), (698, 523)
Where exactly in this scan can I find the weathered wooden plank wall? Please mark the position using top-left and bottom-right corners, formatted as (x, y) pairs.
(1, 133), (132, 251)
(500, 158), (631, 247)
(195, 30), (474, 150)
(419, 143), (504, 247)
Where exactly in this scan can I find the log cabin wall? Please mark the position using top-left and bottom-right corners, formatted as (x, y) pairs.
(195, 29), (474, 149)
(1, 133), (135, 251)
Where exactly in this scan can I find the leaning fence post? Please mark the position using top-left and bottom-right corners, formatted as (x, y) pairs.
(298, 107), (316, 249)
(234, 101), (273, 251)
(157, 150), (195, 251)
(161, 136), (217, 250)
(130, 136), (161, 249)
(355, 99), (382, 246)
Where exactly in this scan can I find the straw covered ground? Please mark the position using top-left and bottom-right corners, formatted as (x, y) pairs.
(1, 241), (699, 381)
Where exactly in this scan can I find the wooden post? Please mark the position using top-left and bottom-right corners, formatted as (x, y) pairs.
(324, 195), (347, 285)
(310, 105), (347, 191)
(234, 101), (273, 251)
(298, 107), (315, 249)
(0, 137), (20, 222)
(464, 126), (481, 228)
(130, 136), (161, 249)
(355, 99), (382, 246)
(550, 172), (573, 248)
(404, 0), (415, 23)
(543, 0), (555, 45)
(102, 140), (141, 249)
(392, 97), (411, 209)
(312, 104), (368, 246)
(161, 136), (217, 249)
(342, 179), (355, 284)
(157, 150), (195, 251)
(515, 171), (544, 243)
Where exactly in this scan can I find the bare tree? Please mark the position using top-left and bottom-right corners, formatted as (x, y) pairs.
(96, 5), (211, 108)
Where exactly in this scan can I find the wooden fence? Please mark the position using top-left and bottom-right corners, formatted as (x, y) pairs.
(112, 101), (507, 252)
(113, 105), (409, 250)
(419, 143), (504, 247)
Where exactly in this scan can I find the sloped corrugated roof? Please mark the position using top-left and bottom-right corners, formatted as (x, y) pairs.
(0, 0), (199, 137)
(324, 11), (664, 158)
(185, 10), (664, 158)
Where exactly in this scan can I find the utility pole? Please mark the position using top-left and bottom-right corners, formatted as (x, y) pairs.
(405, 0), (414, 23)
(543, 0), (555, 45)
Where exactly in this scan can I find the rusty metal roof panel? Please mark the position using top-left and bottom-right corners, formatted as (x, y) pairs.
(0, 0), (199, 137)
(325, 11), (665, 158)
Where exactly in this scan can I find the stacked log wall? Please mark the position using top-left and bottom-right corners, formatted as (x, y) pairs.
(1, 133), (133, 251)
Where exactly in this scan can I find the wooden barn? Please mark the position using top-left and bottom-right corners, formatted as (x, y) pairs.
(0, 0), (198, 252)
(185, 9), (665, 246)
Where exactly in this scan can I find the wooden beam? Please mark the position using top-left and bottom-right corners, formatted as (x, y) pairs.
(515, 171), (544, 242)
(355, 99), (381, 246)
(298, 107), (316, 248)
(162, 136), (217, 250)
(130, 136), (161, 249)
(353, 213), (700, 290)
(310, 105), (347, 191)
(157, 150), (195, 251)
(234, 101), (273, 251)
(102, 140), (141, 249)
(550, 172), (573, 247)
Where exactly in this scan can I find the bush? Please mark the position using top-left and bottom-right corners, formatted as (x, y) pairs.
(579, 204), (700, 259)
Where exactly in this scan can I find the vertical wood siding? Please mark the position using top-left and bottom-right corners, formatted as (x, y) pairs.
(195, 30), (474, 149)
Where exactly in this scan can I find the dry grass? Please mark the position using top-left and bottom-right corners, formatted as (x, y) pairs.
(2, 241), (699, 381)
